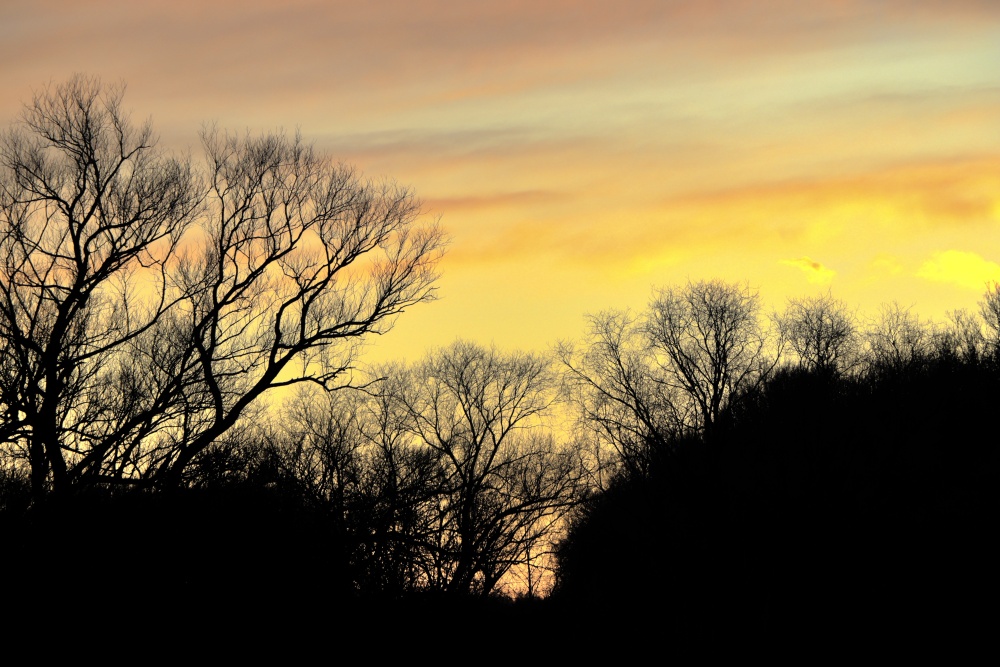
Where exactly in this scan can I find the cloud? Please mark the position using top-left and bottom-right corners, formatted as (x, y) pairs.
(425, 190), (566, 213)
(659, 155), (1000, 240)
(781, 257), (836, 284)
(916, 250), (1000, 291)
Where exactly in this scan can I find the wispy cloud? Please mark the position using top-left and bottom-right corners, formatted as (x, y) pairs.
(425, 190), (567, 213)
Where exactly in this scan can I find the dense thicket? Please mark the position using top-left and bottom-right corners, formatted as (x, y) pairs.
(550, 344), (1000, 639)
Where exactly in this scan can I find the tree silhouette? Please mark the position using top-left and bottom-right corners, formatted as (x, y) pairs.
(557, 308), (686, 482)
(270, 343), (582, 598)
(0, 76), (445, 500)
(980, 281), (1000, 356)
(0, 76), (203, 500)
(645, 279), (775, 438)
(277, 380), (442, 597)
(864, 301), (931, 374)
(776, 291), (859, 375)
(390, 340), (581, 596)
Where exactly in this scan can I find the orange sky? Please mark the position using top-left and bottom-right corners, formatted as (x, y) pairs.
(3, 0), (1000, 362)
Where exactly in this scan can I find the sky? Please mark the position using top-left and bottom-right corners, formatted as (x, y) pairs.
(3, 0), (1000, 363)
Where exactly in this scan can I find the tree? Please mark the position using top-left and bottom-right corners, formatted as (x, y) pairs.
(277, 379), (442, 597)
(864, 302), (931, 373)
(645, 279), (774, 438)
(556, 309), (687, 482)
(934, 308), (987, 364)
(0, 75), (445, 501)
(348, 370), (445, 597)
(391, 340), (581, 596)
(0, 76), (203, 500)
(269, 342), (582, 598)
(980, 281), (1000, 356)
(149, 124), (444, 489)
(776, 292), (859, 375)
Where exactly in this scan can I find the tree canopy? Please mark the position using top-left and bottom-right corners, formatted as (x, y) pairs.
(0, 75), (445, 500)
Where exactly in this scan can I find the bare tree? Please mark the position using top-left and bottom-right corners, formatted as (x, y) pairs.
(149, 125), (444, 488)
(0, 76), (202, 500)
(980, 282), (1000, 356)
(645, 279), (775, 437)
(392, 340), (581, 596)
(279, 386), (365, 512)
(864, 302), (931, 373)
(277, 379), (442, 596)
(933, 308), (987, 364)
(0, 76), (445, 500)
(270, 344), (581, 598)
(776, 292), (859, 374)
(556, 309), (687, 482)
(925, 286), (1000, 365)
(351, 370), (445, 596)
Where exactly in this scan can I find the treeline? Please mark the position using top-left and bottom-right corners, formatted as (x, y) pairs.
(2, 77), (999, 639)
(550, 282), (1000, 639)
(5, 277), (1000, 628)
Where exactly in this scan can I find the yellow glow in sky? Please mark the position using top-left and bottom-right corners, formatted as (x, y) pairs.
(3, 0), (1000, 362)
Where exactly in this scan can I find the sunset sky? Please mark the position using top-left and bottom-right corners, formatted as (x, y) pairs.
(3, 0), (1000, 363)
